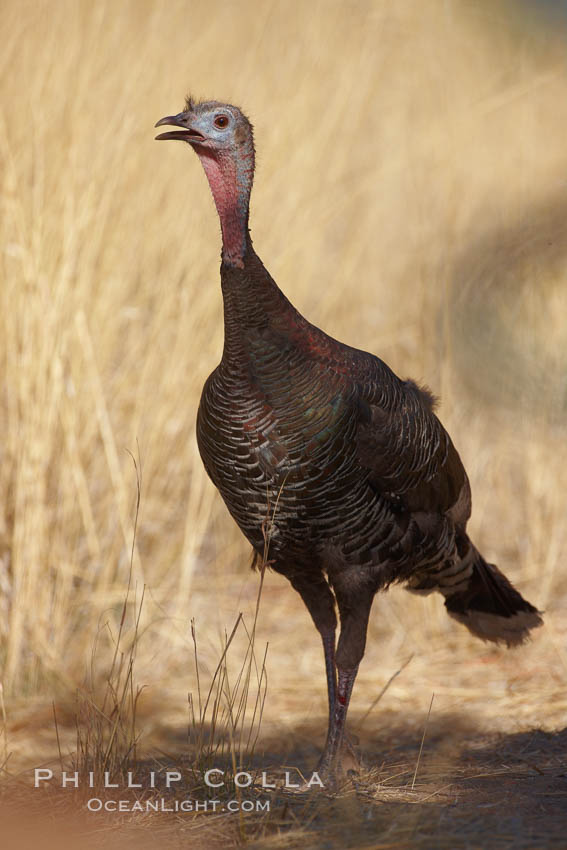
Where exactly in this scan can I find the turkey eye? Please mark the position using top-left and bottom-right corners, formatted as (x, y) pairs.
(214, 115), (229, 129)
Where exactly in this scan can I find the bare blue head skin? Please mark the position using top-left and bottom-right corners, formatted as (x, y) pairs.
(156, 99), (255, 268)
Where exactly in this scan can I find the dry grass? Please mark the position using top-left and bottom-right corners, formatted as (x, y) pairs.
(1, 0), (567, 846)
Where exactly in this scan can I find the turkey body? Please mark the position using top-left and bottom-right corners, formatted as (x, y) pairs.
(155, 98), (542, 780)
(197, 250), (469, 628)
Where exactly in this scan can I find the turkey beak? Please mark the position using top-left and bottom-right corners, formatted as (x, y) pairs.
(155, 113), (206, 143)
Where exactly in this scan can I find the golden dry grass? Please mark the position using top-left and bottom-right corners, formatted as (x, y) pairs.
(1, 0), (567, 847)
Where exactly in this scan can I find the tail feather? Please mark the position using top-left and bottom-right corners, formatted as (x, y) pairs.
(444, 547), (543, 647)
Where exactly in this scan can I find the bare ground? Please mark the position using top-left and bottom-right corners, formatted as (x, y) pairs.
(2, 716), (566, 849)
(2, 565), (566, 849)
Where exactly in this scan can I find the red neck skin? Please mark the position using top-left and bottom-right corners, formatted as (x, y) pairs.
(194, 142), (335, 368)
(195, 145), (253, 269)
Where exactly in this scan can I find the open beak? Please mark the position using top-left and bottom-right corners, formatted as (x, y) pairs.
(155, 113), (206, 143)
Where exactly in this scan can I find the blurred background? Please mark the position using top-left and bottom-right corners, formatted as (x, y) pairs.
(0, 0), (566, 775)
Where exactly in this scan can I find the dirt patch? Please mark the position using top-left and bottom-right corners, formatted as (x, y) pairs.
(2, 717), (566, 849)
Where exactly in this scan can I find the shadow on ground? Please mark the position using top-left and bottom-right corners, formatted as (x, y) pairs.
(3, 710), (566, 849)
(143, 711), (567, 849)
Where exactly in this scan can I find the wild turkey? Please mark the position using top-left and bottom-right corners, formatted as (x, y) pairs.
(155, 99), (542, 781)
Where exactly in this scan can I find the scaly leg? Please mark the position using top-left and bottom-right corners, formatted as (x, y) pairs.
(317, 570), (375, 784)
(288, 572), (338, 749)
(317, 665), (359, 777)
(321, 627), (337, 725)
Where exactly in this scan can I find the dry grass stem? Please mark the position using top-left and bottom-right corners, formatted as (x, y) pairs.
(411, 693), (435, 790)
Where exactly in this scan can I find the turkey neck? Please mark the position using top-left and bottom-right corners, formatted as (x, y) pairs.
(220, 245), (305, 365)
(195, 140), (254, 269)
(196, 141), (308, 368)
